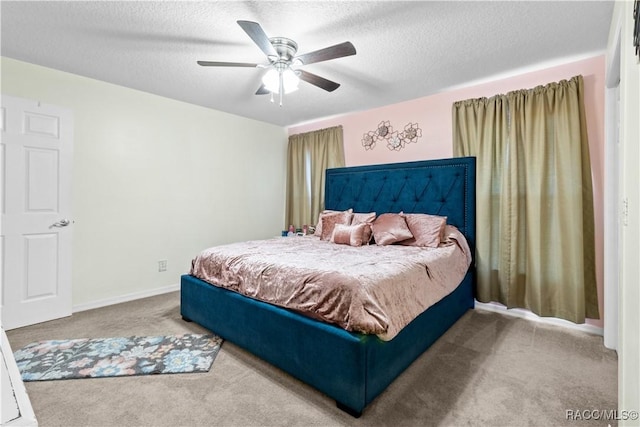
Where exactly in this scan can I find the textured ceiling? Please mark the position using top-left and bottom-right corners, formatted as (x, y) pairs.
(1, 1), (614, 127)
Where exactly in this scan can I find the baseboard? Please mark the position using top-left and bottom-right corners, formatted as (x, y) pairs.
(2, 328), (38, 426)
(474, 301), (604, 336)
(73, 283), (180, 313)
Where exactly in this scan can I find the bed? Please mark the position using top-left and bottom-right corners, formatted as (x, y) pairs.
(180, 156), (476, 416)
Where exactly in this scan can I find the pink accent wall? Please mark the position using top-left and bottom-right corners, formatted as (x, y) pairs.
(289, 55), (606, 328)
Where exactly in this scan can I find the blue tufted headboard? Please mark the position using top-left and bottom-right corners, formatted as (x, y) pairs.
(324, 157), (476, 257)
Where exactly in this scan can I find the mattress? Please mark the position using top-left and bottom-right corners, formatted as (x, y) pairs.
(190, 225), (472, 341)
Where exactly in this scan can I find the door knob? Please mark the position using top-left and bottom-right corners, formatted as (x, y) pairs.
(51, 219), (70, 228)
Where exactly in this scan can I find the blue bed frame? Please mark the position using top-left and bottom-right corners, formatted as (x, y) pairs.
(181, 157), (476, 416)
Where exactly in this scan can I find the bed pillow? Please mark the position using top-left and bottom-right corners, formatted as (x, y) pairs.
(352, 212), (376, 225)
(400, 213), (448, 248)
(320, 211), (354, 241)
(351, 212), (376, 244)
(314, 209), (353, 237)
(371, 213), (413, 246)
(331, 223), (369, 247)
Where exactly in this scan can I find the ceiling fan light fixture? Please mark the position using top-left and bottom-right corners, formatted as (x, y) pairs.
(262, 68), (299, 94)
(197, 20), (356, 105)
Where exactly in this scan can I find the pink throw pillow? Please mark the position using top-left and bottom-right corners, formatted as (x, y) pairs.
(351, 212), (376, 244)
(371, 213), (413, 245)
(314, 209), (352, 237)
(331, 223), (370, 247)
(352, 212), (376, 225)
(400, 214), (448, 248)
(320, 211), (354, 241)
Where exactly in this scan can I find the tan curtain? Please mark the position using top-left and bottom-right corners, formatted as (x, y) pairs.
(285, 126), (345, 230)
(453, 75), (599, 323)
(453, 95), (512, 305)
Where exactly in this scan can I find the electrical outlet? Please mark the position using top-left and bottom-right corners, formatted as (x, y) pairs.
(158, 260), (167, 272)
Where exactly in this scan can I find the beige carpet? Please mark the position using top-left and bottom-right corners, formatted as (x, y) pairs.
(7, 291), (617, 427)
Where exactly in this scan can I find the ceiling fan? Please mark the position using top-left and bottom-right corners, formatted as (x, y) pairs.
(197, 20), (356, 106)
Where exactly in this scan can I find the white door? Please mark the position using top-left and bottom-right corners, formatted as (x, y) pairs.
(1, 94), (74, 330)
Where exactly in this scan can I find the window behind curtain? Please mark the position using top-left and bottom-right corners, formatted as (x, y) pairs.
(285, 126), (345, 230)
(452, 75), (598, 323)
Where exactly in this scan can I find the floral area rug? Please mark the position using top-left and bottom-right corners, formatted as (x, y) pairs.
(14, 333), (223, 381)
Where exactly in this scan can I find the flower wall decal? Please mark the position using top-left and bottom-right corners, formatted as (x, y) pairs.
(361, 121), (422, 151)
(361, 130), (377, 150)
(377, 121), (393, 138)
(403, 122), (422, 143)
(387, 133), (404, 151)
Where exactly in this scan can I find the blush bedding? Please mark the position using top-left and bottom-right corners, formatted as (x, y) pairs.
(189, 225), (472, 341)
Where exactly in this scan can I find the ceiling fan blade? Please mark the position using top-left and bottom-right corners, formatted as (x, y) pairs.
(255, 85), (270, 95)
(298, 70), (340, 92)
(237, 20), (277, 57)
(295, 41), (356, 65)
(197, 61), (259, 67)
